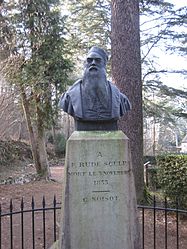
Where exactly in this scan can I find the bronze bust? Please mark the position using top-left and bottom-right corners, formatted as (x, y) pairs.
(59, 46), (131, 131)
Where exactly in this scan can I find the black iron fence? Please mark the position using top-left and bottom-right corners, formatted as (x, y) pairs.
(0, 196), (187, 249)
(0, 196), (61, 249)
(139, 197), (187, 249)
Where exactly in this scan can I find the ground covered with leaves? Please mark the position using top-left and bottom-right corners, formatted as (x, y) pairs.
(0, 141), (187, 249)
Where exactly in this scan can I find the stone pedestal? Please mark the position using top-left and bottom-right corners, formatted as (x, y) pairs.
(59, 131), (141, 249)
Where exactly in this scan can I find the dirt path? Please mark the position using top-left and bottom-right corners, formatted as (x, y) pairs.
(0, 166), (64, 206)
(0, 166), (187, 249)
(0, 166), (64, 249)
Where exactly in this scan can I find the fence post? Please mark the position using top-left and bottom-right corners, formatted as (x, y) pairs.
(0, 204), (1, 249)
(10, 199), (13, 249)
(31, 196), (35, 249)
(176, 198), (179, 249)
(153, 196), (156, 249)
(53, 195), (57, 242)
(42, 196), (46, 249)
(164, 197), (168, 249)
(142, 206), (145, 249)
(21, 198), (24, 249)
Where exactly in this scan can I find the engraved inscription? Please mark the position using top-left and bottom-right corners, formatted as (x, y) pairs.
(94, 180), (109, 185)
(67, 170), (129, 177)
(97, 152), (103, 157)
(88, 171), (97, 176)
(68, 171), (87, 176)
(83, 195), (118, 203)
(99, 170), (129, 176)
(104, 160), (127, 166)
(79, 161), (99, 167)
(68, 159), (130, 203)
(70, 160), (129, 168)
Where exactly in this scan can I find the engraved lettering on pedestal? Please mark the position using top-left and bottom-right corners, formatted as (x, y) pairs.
(93, 180), (109, 185)
(88, 171), (97, 176)
(97, 152), (103, 157)
(68, 171), (87, 176)
(68, 159), (130, 205)
(79, 161), (99, 167)
(82, 194), (119, 203)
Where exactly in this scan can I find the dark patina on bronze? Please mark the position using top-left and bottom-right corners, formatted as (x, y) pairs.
(59, 46), (131, 131)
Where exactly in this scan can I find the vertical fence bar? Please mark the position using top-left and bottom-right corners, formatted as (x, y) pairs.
(142, 207), (145, 249)
(0, 204), (1, 249)
(42, 196), (46, 249)
(31, 197), (35, 249)
(10, 199), (13, 249)
(153, 196), (156, 249)
(164, 197), (168, 249)
(53, 196), (57, 242)
(176, 198), (179, 249)
(21, 198), (24, 249)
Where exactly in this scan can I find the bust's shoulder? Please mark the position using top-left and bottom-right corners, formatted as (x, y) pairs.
(108, 81), (120, 93)
(68, 79), (82, 92)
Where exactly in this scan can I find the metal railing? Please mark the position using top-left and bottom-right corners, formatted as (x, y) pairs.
(0, 196), (187, 249)
(0, 196), (61, 249)
(139, 196), (187, 249)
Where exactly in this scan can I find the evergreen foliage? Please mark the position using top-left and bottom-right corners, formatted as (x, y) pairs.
(157, 154), (187, 208)
(54, 133), (66, 156)
(0, 0), (72, 127)
(0, 0), (72, 176)
(64, 0), (187, 122)
(0, 0), (186, 173)
(65, 0), (110, 50)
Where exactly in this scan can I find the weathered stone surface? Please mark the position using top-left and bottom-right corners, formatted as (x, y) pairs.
(60, 131), (141, 249)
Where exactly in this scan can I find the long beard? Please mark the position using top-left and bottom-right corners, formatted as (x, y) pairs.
(82, 69), (109, 109)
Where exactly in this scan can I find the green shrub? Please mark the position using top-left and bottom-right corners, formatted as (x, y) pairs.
(46, 132), (54, 144)
(141, 185), (154, 205)
(157, 154), (187, 208)
(147, 167), (160, 190)
(54, 133), (66, 156)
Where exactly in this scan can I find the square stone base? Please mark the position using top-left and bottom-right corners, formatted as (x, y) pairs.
(59, 131), (141, 249)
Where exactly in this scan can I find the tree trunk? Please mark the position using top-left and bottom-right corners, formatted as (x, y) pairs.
(111, 0), (144, 201)
(20, 86), (50, 178)
(20, 86), (41, 174)
(36, 105), (51, 178)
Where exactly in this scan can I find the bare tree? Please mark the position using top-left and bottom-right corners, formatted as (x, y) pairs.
(0, 79), (27, 141)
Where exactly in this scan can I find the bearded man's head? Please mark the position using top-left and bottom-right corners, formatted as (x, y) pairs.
(82, 47), (109, 108)
(83, 46), (108, 79)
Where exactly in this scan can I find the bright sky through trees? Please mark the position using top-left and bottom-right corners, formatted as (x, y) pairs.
(156, 0), (187, 89)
